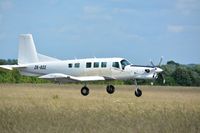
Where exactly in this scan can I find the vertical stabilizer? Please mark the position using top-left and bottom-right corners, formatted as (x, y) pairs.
(18, 34), (38, 64)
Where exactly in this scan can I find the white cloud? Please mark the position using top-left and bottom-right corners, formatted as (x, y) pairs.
(167, 25), (184, 33)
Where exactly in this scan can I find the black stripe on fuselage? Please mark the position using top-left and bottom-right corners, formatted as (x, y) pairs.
(130, 65), (154, 68)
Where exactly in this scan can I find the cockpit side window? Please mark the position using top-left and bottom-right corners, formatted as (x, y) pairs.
(120, 59), (131, 70)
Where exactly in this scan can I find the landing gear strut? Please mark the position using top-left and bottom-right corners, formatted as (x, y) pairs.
(81, 86), (89, 96)
(106, 85), (115, 94)
(134, 80), (142, 97)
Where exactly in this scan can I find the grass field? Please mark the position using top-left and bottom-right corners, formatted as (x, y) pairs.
(0, 84), (200, 133)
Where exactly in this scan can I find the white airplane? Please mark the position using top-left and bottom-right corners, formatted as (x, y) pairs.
(0, 34), (164, 97)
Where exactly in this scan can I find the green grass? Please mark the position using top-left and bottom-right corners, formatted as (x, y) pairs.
(0, 84), (200, 133)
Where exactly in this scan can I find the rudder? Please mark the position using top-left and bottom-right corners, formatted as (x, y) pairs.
(18, 34), (38, 64)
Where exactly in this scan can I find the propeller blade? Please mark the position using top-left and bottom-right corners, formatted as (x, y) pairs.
(160, 73), (165, 84)
(163, 78), (166, 84)
(150, 60), (155, 67)
(158, 56), (163, 66)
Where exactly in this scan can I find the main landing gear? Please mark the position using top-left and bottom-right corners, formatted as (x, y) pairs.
(81, 86), (89, 96)
(134, 79), (142, 97)
(106, 85), (115, 94)
(80, 84), (116, 96)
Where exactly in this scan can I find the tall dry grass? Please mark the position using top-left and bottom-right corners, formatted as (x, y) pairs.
(0, 84), (200, 133)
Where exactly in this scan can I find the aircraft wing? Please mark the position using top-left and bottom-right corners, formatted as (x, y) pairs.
(39, 73), (106, 82)
(0, 65), (27, 70)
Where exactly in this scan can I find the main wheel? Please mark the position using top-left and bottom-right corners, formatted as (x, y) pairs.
(81, 86), (89, 96)
(106, 85), (115, 94)
(135, 88), (142, 97)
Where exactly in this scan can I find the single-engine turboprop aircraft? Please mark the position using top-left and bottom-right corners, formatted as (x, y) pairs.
(0, 34), (164, 97)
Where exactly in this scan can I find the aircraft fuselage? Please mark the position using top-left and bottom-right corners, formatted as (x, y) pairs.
(19, 57), (161, 81)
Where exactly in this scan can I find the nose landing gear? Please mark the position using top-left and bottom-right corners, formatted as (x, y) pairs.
(134, 80), (142, 97)
(135, 88), (142, 97)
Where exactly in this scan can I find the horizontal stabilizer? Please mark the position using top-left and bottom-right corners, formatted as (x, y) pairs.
(39, 73), (105, 82)
(0, 65), (27, 70)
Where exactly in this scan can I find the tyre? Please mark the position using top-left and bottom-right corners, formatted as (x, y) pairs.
(135, 88), (142, 97)
(106, 85), (115, 94)
(81, 86), (89, 96)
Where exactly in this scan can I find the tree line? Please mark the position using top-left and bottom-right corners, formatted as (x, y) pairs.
(161, 61), (200, 86)
(0, 59), (200, 86)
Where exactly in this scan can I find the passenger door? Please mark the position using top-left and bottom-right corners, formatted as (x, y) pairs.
(111, 62), (123, 79)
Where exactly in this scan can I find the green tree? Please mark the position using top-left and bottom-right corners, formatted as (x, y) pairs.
(173, 67), (192, 86)
(189, 71), (200, 86)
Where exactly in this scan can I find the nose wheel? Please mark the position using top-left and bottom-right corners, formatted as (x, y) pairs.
(135, 88), (142, 97)
(81, 86), (89, 96)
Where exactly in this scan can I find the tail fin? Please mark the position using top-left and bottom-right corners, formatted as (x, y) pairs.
(18, 34), (38, 64)
(18, 34), (60, 65)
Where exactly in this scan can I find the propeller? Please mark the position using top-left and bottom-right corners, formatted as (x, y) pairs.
(150, 56), (163, 67)
(150, 56), (165, 84)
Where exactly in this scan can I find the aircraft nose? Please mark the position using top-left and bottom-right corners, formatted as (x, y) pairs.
(156, 67), (163, 73)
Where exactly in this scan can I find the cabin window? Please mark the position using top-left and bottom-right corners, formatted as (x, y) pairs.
(112, 62), (120, 69)
(68, 63), (72, 68)
(86, 62), (92, 68)
(94, 62), (99, 68)
(101, 62), (107, 68)
(75, 63), (80, 68)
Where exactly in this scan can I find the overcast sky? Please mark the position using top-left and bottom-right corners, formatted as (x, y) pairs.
(0, 0), (200, 65)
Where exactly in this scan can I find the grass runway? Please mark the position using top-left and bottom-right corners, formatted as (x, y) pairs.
(0, 84), (200, 133)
